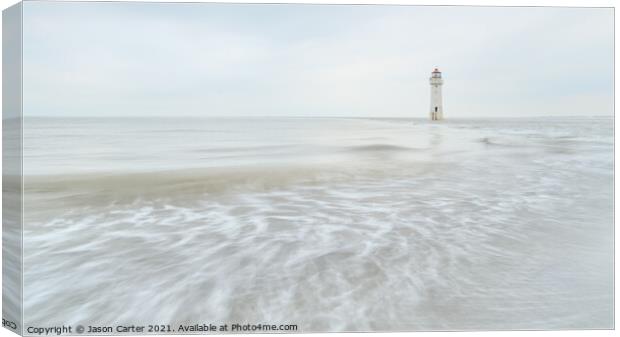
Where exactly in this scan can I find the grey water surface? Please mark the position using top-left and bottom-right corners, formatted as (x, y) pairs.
(22, 116), (613, 331)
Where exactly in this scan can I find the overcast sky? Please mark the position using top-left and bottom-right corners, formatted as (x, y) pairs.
(22, 2), (613, 117)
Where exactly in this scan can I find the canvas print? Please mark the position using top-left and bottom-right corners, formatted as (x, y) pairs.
(2, 1), (614, 335)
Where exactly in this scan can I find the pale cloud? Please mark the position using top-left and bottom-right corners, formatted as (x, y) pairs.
(22, 2), (613, 117)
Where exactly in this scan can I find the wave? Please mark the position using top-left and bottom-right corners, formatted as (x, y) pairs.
(478, 136), (536, 148)
(479, 137), (515, 147)
(23, 163), (410, 206)
(24, 152), (449, 209)
(192, 144), (296, 154)
(25, 166), (318, 200)
(347, 144), (420, 152)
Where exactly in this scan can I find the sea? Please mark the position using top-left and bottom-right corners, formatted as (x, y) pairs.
(21, 116), (613, 331)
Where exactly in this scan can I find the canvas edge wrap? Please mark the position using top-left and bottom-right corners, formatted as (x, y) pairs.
(3, 1), (24, 335)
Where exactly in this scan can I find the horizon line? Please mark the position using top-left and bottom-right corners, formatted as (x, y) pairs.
(19, 114), (615, 119)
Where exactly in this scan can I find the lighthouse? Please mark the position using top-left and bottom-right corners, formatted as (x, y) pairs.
(429, 68), (444, 120)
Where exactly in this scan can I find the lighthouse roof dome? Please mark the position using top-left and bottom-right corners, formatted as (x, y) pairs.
(432, 68), (441, 73)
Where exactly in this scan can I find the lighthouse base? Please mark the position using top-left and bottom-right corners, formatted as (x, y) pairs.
(430, 112), (443, 121)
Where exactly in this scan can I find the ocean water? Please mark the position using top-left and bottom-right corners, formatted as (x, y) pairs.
(22, 117), (613, 331)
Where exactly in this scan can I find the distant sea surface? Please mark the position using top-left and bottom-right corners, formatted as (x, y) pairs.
(22, 116), (613, 330)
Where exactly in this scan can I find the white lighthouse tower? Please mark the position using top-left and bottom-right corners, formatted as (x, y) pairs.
(429, 68), (444, 120)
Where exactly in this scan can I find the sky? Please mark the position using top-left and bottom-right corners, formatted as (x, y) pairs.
(21, 2), (614, 118)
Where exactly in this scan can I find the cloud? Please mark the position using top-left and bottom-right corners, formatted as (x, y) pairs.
(22, 2), (613, 117)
